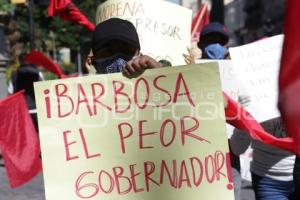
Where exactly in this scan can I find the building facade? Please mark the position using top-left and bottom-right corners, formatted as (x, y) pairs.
(225, 0), (286, 45)
(166, 0), (286, 46)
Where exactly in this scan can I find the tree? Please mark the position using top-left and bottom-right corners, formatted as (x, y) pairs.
(0, 0), (15, 13)
(13, 0), (103, 54)
(5, 0), (103, 77)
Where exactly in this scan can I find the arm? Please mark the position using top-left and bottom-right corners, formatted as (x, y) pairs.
(123, 55), (162, 78)
(230, 128), (251, 156)
(183, 47), (196, 65)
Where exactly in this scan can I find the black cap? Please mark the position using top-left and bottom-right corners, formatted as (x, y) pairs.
(199, 22), (229, 43)
(92, 18), (140, 53)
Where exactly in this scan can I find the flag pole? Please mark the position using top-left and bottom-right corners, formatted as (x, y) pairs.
(191, 4), (207, 38)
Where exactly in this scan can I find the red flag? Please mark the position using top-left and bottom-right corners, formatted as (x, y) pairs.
(25, 50), (66, 79)
(47, 0), (71, 16)
(48, 0), (95, 31)
(224, 93), (297, 153)
(191, 3), (210, 42)
(279, 0), (300, 153)
(0, 91), (42, 188)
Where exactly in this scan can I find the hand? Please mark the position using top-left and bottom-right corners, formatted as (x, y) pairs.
(123, 55), (162, 78)
(183, 47), (196, 65)
(238, 95), (251, 107)
(85, 50), (93, 72)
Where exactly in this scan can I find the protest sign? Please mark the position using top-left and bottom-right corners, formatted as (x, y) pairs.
(96, 0), (192, 65)
(229, 35), (284, 122)
(196, 60), (242, 101)
(34, 64), (234, 200)
(196, 60), (244, 138)
(196, 60), (253, 181)
(10, 0), (26, 4)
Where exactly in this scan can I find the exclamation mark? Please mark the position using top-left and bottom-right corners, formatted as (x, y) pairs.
(44, 89), (51, 118)
(226, 152), (234, 190)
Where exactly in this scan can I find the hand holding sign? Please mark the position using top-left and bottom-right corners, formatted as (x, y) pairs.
(123, 55), (163, 78)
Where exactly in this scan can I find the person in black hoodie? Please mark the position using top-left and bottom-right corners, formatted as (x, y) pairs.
(91, 18), (162, 76)
(10, 52), (43, 131)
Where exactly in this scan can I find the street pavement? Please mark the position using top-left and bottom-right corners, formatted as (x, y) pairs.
(0, 165), (255, 200)
(0, 166), (45, 200)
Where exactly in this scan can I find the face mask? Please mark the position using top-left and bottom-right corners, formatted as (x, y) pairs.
(204, 43), (228, 59)
(93, 54), (133, 74)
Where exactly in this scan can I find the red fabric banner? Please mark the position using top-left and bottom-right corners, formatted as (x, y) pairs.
(25, 50), (66, 78)
(224, 93), (297, 153)
(279, 0), (300, 153)
(191, 3), (210, 42)
(47, 0), (71, 16)
(0, 91), (42, 188)
(48, 0), (95, 31)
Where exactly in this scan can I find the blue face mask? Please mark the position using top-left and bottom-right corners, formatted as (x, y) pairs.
(204, 43), (228, 59)
(93, 54), (133, 74)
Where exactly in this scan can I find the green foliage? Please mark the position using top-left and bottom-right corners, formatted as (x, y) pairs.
(42, 70), (58, 80)
(61, 62), (76, 75)
(42, 62), (77, 80)
(13, 0), (103, 53)
(0, 0), (15, 13)
(7, 0), (106, 76)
